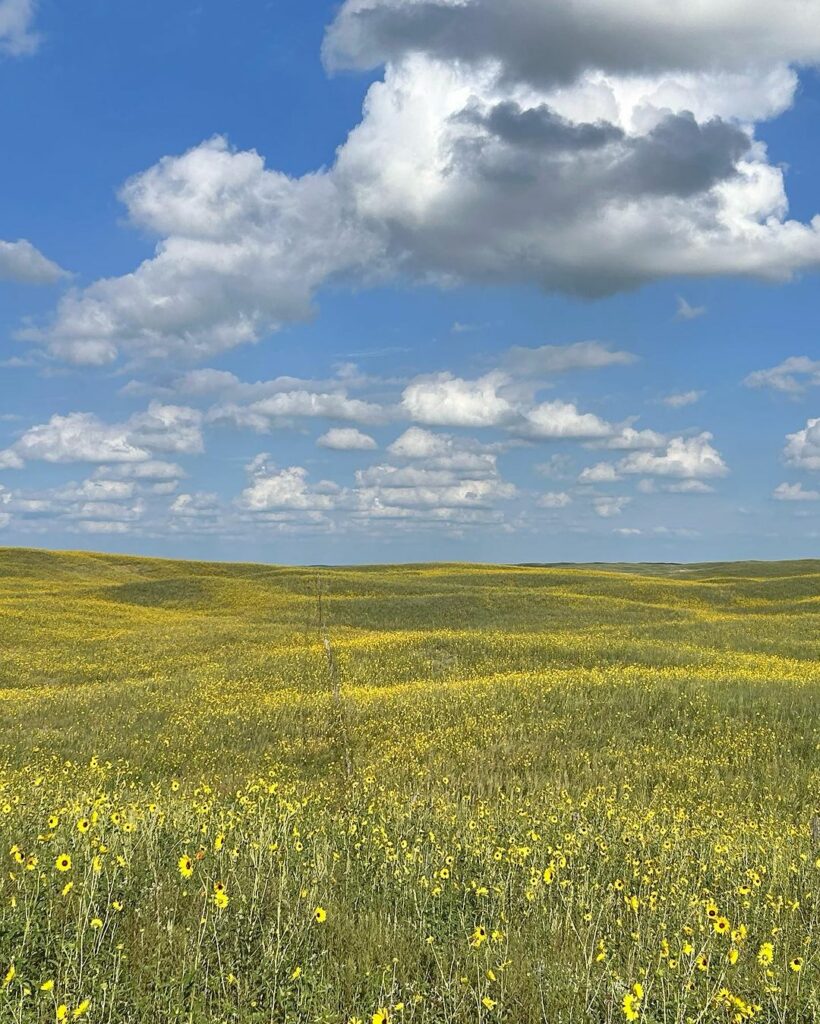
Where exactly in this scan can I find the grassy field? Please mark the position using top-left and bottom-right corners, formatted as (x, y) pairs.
(0, 547), (819, 1024)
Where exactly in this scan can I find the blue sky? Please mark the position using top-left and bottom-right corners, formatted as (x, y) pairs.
(0, 0), (819, 564)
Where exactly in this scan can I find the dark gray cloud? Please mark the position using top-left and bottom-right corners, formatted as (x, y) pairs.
(623, 113), (751, 198)
(456, 105), (750, 201)
(461, 101), (622, 152)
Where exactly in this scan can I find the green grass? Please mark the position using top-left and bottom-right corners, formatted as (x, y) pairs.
(0, 547), (818, 1023)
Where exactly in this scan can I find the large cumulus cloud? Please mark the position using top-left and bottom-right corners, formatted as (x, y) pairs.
(31, 0), (820, 365)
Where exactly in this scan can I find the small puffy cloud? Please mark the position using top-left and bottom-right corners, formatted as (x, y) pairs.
(402, 372), (513, 427)
(212, 389), (385, 432)
(318, 427), (378, 450)
(355, 463), (515, 510)
(537, 491), (572, 508)
(578, 461), (621, 483)
(387, 426), (499, 474)
(13, 413), (151, 464)
(0, 0), (39, 56)
(0, 239), (67, 284)
(240, 456), (339, 512)
(522, 400), (613, 439)
(388, 426), (448, 459)
(170, 492), (221, 518)
(784, 418), (820, 470)
(6, 403), (205, 468)
(661, 390), (704, 408)
(503, 341), (635, 376)
(617, 433), (728, 479)
(773, 481), (820, 501)
(744, 356), (820, 395)
(593, 495), (631, 517)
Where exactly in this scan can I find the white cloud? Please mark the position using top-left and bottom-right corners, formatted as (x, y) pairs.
(211, 389), (385, 431)
(0, 239), (67, 284)
(617, 432), (728, 479)
(537, 491), (572, 508)
(5, 403), (204, 471)
(170, 492), (221, 518)
(35, 136), (382, 365)
(523, 400), (613, 439)
(13, 413), (151, 464)
(318, 427), (378, 450)
(744, 356), (820, 394)
(355, 463), (515, 510)
(773, 481), (820, 501)
(354, 425), (516, 522)
(239, 456), (340, 511)
(387, 426), (500, 473)
(6, 403), (204, 467)
(661, 390), (704, 408)
(30, 1), (820, 367)
(593, 495), (631, 517)
(402, 371), (513, 427)
(784, 418), (820, 470)
(0, 0), (39, 57)
(579, 461), (621, 483)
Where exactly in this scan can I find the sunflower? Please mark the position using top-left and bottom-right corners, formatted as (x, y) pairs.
(314, 906), (327, 923)
(757, 942), (774, 967)
(178, 855), (193, 879)
(55, 854), (72, 873)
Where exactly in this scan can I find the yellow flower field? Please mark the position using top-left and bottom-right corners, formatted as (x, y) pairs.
(0, 548), (819, 1023)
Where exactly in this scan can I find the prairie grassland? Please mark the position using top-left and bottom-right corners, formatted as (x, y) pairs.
(0, 548), (819, 1024)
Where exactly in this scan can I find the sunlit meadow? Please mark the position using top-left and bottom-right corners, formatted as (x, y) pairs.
(0, 548), (819, 1023)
